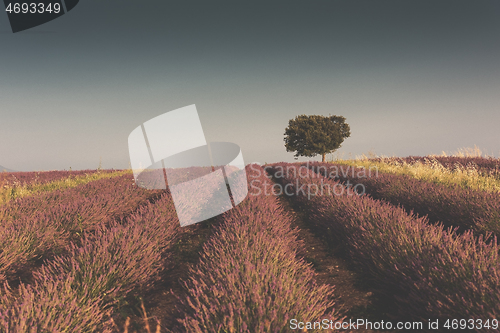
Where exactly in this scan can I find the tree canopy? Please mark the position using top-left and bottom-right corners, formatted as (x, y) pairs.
(284, 115), (350, 162)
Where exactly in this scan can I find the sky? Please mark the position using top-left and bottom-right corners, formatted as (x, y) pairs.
(1, 0), (499, 171)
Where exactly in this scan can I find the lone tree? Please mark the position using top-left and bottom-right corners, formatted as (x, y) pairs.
(284, 115), (350, 162)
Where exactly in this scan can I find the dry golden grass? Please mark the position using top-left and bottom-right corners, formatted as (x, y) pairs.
(433, 144), (485, 158)
(0, 170), (131, 205)
(333, 147), (500, 193)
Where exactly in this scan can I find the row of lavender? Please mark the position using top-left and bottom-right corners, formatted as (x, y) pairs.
(0, 169), (117, 188)
(176, 165), (341, 332)
(309, 162), (500, 239)
(0, 186), (182, 331)
(269, 163), (500, 324)
(373, 156), (500, 176)
(0, 173), (163, 284)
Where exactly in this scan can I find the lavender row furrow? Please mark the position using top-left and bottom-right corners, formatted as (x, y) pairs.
(0, 173), (163, 283)
(268, 163), (500, 324)
(177, 164), (340, 333)
(0, 190), (181, 332)
(310, 162), (500, 238)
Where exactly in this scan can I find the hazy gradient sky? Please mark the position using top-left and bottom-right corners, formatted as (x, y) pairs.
(1, 0), (499, 171)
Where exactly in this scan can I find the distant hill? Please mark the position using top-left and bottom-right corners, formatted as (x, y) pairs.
(0, 165), (16, 172)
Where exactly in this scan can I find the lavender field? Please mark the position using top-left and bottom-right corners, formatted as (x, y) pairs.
(0, 160), (499, 332)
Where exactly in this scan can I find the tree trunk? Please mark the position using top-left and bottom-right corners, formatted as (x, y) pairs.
(322, 153), (326, 162)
